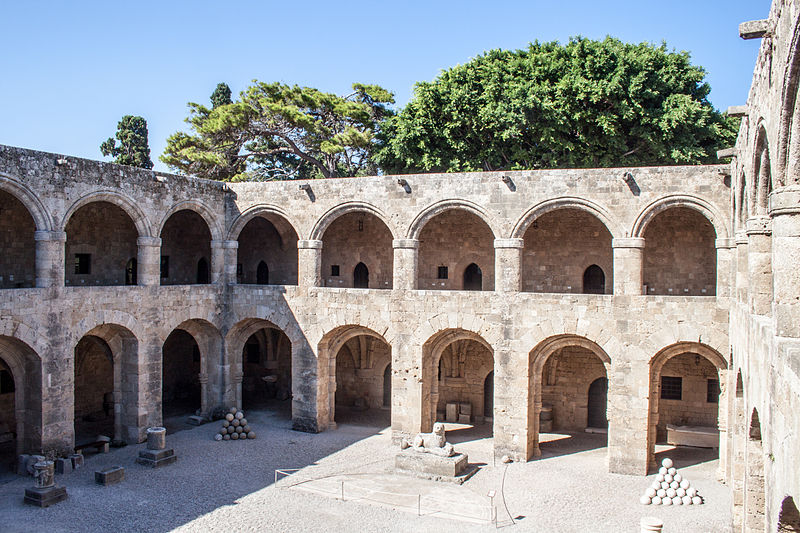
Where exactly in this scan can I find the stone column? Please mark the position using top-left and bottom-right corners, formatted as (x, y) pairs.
(34, 230), (66, 288)
(136, 236), (161, 286)
(211, 240), (238, 285)
(612, 238), (645, 295)
(392, 239), (419, 290)
(492, 345), (529, 462)
(607, 358), (650, 475)
(297, 239), (323, 288)
(715, 238), (736, 298)
(746, 217), (772, 316)
(770, 187), (800, 337)
(494, 238), (523, 293)
(735, 233), (749, 303)
(391, 338), (424, 441)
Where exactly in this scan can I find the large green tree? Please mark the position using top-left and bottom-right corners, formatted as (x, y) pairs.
(377, 37), (739, 173)
(161, 81), (394, 181)
(100, 115), (154, 169)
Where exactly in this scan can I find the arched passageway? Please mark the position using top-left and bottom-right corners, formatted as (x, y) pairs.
(778, 497), (800, 532)
(642, 207), (716, 295)
(0, 337), (41, 473)
(160, 209), (212, 285)
(0, 190), (36, 288)
(74, 336), (115, 444)
(333, 333), (391, 425)
(587, 377), (608, 429)
(236, 214), (298, 285)
(418, 209), (495, 291)
(161, 330), (202, 420)
(522, 209), (612, 294)
(583, 265), (605, 294)
(241, 327), (292, 414)
(647, 343), (726, 471)
(65, 201), (139, 286)
(321, 212), (393, 289)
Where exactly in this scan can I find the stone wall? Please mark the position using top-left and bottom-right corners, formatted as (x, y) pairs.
(655, 353), (720, 441)
(322, 212), (393, 289)
(541, 346), (607, 431)
(236, 217), (298, 285)
(334, 335), (391, 410)
(160, 210), (212, 285)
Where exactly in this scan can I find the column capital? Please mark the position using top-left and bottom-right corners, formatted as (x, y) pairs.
(392, 239), (419, 249)
(34, 230), (66, 242)
(715, 238), (736, 249)
(735, 232), (749, 246)
(494, 238), (524, 249)
(746, 216), (772, 236)
(612, 237), (645, 249)
(297, 239), (323, 250)
(137, 236), (161, 247)
(211, 239), (238, 250)
(770, 186), (800, 216)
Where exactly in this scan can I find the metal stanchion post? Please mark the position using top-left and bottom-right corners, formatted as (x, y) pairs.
(418, 494), (421, 516)
(341, 480), (345, 501)
(487, 490), (496, 526)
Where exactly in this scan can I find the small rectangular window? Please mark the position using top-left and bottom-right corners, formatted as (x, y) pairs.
(0, 369), (14, 393)
(437, 266), (448, 279)
(74, 254), (91, 275)
(160, 256), (169, 278)
(707, 379), (720, 403)
(660, 376), (682, 400)
(331, 265), (340, 276)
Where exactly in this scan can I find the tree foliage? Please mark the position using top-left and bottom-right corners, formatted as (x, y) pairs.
(376, 37), (739, 173)
(100, 115), (154, 169)
(161, 81), (394, 181)
(210, 83), (232, 109)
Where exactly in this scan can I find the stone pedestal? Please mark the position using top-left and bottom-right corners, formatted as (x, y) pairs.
(395, 450), (474, 483)
(146, 426), (166, 450)
(136, 448), (177, 468)
(24, 485), (68, 507)
(95, 466), (125, 485)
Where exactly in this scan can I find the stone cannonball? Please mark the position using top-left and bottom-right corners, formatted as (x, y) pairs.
(682, 496), (692, 505)
(666, 488), (676, 498)
(222, 420), (230, 428)
(651, 481), (661, 490)
(664, 474), (673, 483)
(658, 467), (668, 475)
(667, 467), (676, 476)
(646, 487), (657, 498)
(656, 474), (665, 483)
(674, 473), (682, 483)
(230, 407), (238, 414)
(692, 496), (702, 505)
(662, 458), (674, 469)
(680, 479), (690, 489)
(240, 418), (247, 426)
(676, 488), (686, 497)
(672, 496), (682, 505)
(662, 497), (672, 506)
(243, 425), (251, 433)
(223, 434), (231, 440)
(640, 495), (652, 505)
(247, 431), (256, 439)
(214, 433), (223, 441)
(232, 419), (240, 427)
(235, 411), (244, 420)
(651, 496), (662, 505)
(661, 482), (670, 490)
(231, 432), (239, 440)
(687, 487), (697, 497)
(670, 481), (679, 490)
(657, 489), (667, 498)
(225, 413), (234, 422)
(236, 426), (243, 433)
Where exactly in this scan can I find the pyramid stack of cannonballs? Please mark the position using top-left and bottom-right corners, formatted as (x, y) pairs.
(640, 458), (704, 506)
(214, 407), (256, 441)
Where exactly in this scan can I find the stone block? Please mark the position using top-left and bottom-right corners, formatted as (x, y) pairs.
(395, 450), (473, 483)
(70, 454), (84, 469)
(739, 19), (769, 40)
(187, 415), (206, 426)
(17, 454), (30, 476)
(136, 448), (177, 468)
(95, 466), (125, 485)
(446, 403), (458, 423)
(458, 414), (471, 424)
(24, 485), (68, 507)
(55, 458), (72, 475)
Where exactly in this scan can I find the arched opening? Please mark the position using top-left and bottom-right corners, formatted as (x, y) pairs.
(241, 327), (292, 416)
(333, 333), (392, 426)
(256, 261), (269, 285)
(383, 363), (392, 408)
(745, 408), (765, 532)
(236, 213), (298, 285)
(74, 336), (115, 445)
(125, 258), (137, 286)
(196, 257), (209, 284)
(733, 369), (747, 528)
(353, 262), (369, 289)
(463, 263), (482, 291)
(778, 497), (800, 532)
(587, 377), (608, 429)
(647, 343), (726, 471)
(0, 337), (42, 474)
(418, 209), (494, 291)
(484, 371), (494, 419)
(521, 209), (613, 293)
(161, 330), (202, 427)
(159, 209), (212, 285)
(582, 265), (605, 294)
(642, 207), (716, 295)
(321, 212), (393, 289)
(65, 201), (139, 286)
(0, 190), (36, 288)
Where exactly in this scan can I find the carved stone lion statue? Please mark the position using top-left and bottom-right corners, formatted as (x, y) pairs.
(401, 422), (456, 457)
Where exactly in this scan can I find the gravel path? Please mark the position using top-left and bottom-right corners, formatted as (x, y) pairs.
(0, 409), (731, 532)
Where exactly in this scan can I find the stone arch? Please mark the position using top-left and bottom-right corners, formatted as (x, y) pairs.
(310, 202), (397, 241)
(631, 195), (728, 240)
(0, 173), (53, 231)
(158, 200), (223, 242)
(73, 323), (140, 444)
(0, 335), (42, 455)
(231, 205), (300, 286)
(161, 319), (223, 417)
(647, 342), (727, 471)
(160, 208), (213, 285)
(527, 334), (611, 458)
(407, 199), (500, 240)
(745, 406), (766, 531)
(778, 496), (800, 532)
(511, 197), (622, 239)
(227, 204), (302, 242)
(735, 169), (748, 231)
(777, 16), (800, 185)
(752, 123), (773, 217)
(61, 190), (152, 237)
(317, 325), (392, 428)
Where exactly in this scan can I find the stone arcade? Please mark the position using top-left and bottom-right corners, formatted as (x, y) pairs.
(0, 1), (799, 531)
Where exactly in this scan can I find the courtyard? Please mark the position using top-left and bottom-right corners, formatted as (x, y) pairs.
(0, 407), (730, 532)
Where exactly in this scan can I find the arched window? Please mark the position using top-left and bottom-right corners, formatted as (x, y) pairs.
(463, 263), (482, 291)
(256, 261), (269, 284)
(583, 265), (605, 294)
(484, 371), (494, 418)
(196, 257), (209, 284)
(125, 258), (137, 286)
(353, 262), (369, 288)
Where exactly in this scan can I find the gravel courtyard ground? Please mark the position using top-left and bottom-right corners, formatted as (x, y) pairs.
(0, 407), (731, 532)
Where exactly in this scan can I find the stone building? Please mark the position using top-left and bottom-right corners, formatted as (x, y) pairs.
(0, 1), (797, 531)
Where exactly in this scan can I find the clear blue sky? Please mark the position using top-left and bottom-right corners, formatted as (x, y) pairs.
(0, 1), (770, 172)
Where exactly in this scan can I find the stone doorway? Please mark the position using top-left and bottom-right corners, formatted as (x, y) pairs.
(74, 335), (115, 445)
(241, 327), (292, 415)
(353, 262), (369, 289)
(162, 329), (202, 421)
(463, 263), (482, 291)
(333, 333), (391, 426)
(587, 377), (608, 429)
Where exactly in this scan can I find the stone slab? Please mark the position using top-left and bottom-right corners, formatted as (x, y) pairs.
(457, 414), (471, 424)
(136, 448), (177, 468)
(187, 415), (206, 426)
(24, 485), (68, 507)
(446, 403), (458, 423)
(395, 451), (475, 484)
(95, 466), (125, 485)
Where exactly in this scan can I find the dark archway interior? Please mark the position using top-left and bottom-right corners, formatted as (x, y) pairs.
(583, 265), (605, 294)
(162, 329), (201, 418)
(321, 212), (393, 289)
(334, 334), (391, 425)
(160, 210), (212, 285)
(237, 215), (299, 285)
(0, 190), (35, 288)
(0, 358), (16, 475)
(587, 377), (608, 428)
(74, 335), (114, 445)
(435, 338), (493, 431)
(463, 263), (482, 291)
(779, 497), (800, 532)
(242, 327), (292, 414)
